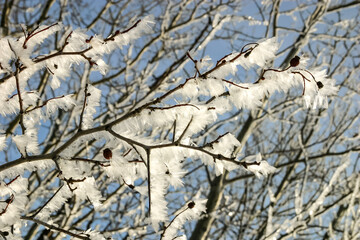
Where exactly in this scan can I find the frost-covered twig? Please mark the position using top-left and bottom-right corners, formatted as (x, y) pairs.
(78, 83), (90, 132)
(0, 18), (144, 85)
(160, 206), (189, 239)
(7, 41), (27, 138)
(30, 184), (64, 218)
(175, 116), (193, 143)
(148, 103), (200, 111)
(146, 149), (151, 217)
(0, 194), (14, 216)
(24, 95), (68, 113)
(21, 216), (90, 240)
(186, 51), (201, 77)
(22, 23), (60, 49)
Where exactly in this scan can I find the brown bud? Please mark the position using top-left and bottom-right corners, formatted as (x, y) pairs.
(187, 201), (195, 209)
(244, 51), (251, 58)
(103, 148), (112, 160)
(316, 81), (324, 89)
(85, 36), (93, 43)
(290, 56), (300, 67)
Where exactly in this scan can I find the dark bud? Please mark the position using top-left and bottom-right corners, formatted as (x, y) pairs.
(54, 64), (58, 69)
(85, 36), (93, 43)
(5, 198), (12, 204)
(0, 231), (9, 236)
(316, 81), (324, 89)
(128, 184), (135, 189)
(87, 93), (91, 96)
(290, 56), (300, 67)
(103, 148), (112, 160)
(165, 170), (170, 174)
(244, 51), (251, 58)
(114, 30), (120, 35)
(187, 201), (195, 209)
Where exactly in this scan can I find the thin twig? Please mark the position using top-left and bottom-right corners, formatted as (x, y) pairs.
(146, 149), (151, 217)
(5, 175), (20, 186)
(22, 23), (59, 49)
(222, 79), (249, 89)
(160, 207), (189, 239)
(186, 51), (201, 76)
(21, 216), (90, 240)
(0, 19), (143, 85)
(30, 184), (64, 217)
(148, 103), (200, 111)
(24, 95), (67, 113)
(176, 116), (193, 143)
(172, 119), (176, 143)
(78, 83), (89, 132)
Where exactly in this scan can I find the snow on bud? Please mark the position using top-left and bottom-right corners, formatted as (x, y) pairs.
(45, 94), (76, 117)
(114, 15), (155, 47)
(12, 129), (39, 155)
(50, 75), (61, 90)
(246, 38), (279, 68)
(161, 199), (207, 240)
(302, 69), (337, 109)
(85, 229), (106, 240)
(244, 153), (277, 178)
(0, 38), (16, 71)
(63, 28), (88, 52)
(36, 186), (72, 221)
(0, 135), (6, 151)
(93, 58), (109, 75)
(0, 177), (28, 229)
(22, 23), (62, 51)
(12, 135), (28, 156)
(73, 177), (103, 210)
(80, 85), (101, 129)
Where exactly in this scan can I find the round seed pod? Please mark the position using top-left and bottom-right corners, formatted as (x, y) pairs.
(103, 148), (112, 160)
(290, 56), (300, 67)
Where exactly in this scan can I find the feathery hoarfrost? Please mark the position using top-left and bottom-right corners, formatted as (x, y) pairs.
(12, 128), (39, 155)
(205, 133), (242, 175)
(0, 12), (338, 239)
(0, 160), (55, 180)
(36, 185), (72, 221)
(243, 153), (277, 178)
(162, 199), (207, 240)
(59, 160), (103, 210)
(78, 84), (101, 129)
(105, 153), (137, 185)
(85, 229), (106, 240)
(0, 177), (28, 229)
(0, 135), (6, 151)
(45, 94), (76, 117)
(72, 177), (103, 210)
